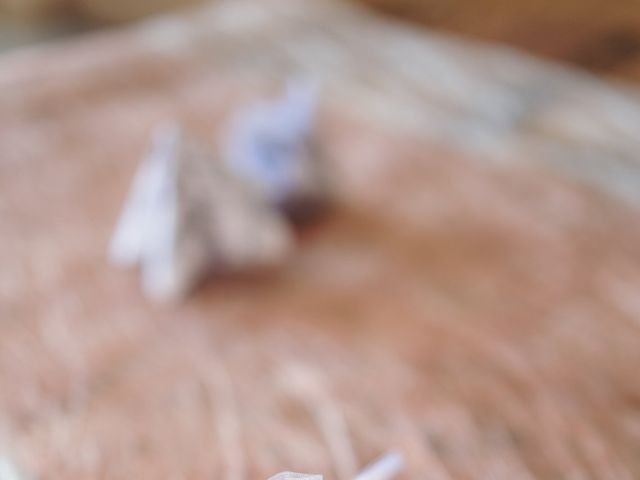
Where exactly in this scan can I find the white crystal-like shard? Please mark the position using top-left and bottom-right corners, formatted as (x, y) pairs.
(224, 79), (328, 221)
(267, 452), (403, 480)
(269, 473), (322, 480)
(354, 452), (404, 480)
(109, 123), (180, 268)
(110, 125), (293, 302)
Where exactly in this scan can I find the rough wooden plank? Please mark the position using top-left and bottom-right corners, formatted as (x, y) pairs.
(2, 1), (640, 479)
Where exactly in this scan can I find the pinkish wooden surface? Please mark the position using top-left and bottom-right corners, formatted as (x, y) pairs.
(2, 3), (640, 479)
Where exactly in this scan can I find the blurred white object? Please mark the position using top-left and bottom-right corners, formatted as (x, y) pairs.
(110, 125), (293, 302)
(225, 80), (330, 223)
(0, 457), (23, 480)
(110, 123), (180, 270)
(269, 473), (322, 480)
(353, 452), (404, 480)
(269, 452), (403, 480)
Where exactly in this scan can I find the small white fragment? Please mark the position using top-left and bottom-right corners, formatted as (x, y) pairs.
(353, 452), (404, 480)
(224, 79), (328, 220)
(109, 123), (181, 268)
(268, 452), (403, 480)
(0, 456), (23, 480)
(109, 124), (294, 302)
(269, 473), (322, 480)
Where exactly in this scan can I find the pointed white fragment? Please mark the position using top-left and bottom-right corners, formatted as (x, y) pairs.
(269, 473), (322, 480)
(110, 125), (294, 302)
(353, 452), (404, 480)
(224, 79), (329, 221)
(109, 123), (180, 267)
(267, 452), (403, 480)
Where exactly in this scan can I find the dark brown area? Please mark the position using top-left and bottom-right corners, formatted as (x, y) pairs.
(354, 0), (640, 81)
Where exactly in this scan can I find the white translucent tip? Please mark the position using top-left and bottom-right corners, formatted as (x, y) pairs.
(269, 473), (323, 480)
(353, 452), (404, 480)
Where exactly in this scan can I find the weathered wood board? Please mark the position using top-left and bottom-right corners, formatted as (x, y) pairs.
(2, 1), (640, 478)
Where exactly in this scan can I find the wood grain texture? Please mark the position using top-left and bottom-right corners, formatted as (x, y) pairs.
(2, 1), (640, 478)
(354, 0), (640, 81)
